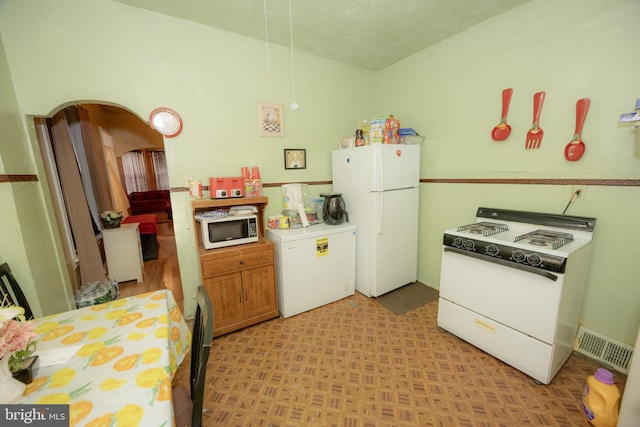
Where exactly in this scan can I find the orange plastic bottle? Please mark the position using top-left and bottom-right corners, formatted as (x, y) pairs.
(581, 368), (620, 427)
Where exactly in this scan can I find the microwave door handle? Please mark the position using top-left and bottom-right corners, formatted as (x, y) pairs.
(443, 247), (559, 281)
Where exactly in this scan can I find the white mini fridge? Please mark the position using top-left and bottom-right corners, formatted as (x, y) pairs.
(266, 223), (356, 318)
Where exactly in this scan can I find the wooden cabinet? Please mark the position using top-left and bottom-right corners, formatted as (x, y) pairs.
(102, 223), (144, 283)
(193, 197), (279, 336)
(200, 240), (277, 336)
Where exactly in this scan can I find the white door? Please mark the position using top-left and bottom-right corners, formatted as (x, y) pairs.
(277, 228), (356, 317)
(439, 249), (562, 344)
(370, 187), (419, 296)
(370, 144), (420, 191)
(618, 327), (640, 426)
(332, 146), (370, 192)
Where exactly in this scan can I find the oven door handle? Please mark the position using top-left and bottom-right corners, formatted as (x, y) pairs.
(443, 247), (559, 282)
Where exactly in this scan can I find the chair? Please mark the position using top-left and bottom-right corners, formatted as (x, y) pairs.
(0, 263), (34, 319)
(173, 286), (214, 427)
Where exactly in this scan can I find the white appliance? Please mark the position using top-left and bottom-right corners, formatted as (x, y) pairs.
(332, 144), (420, 297)
(437, 207), (596, 384)
(195, 212), (259, 249)
(266, 223), (356, 318)
(618, 326), (640, 426)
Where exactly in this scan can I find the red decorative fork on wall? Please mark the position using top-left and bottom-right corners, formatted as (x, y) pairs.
(525, 91), (546, 149)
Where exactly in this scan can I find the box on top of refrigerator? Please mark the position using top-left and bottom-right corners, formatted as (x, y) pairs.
(370, 115), (401, 144)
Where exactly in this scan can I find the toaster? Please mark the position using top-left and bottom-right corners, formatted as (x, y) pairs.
(209, 177), (245, 199)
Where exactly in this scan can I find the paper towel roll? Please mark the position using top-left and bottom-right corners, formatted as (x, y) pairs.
(282, 183), (307, 211)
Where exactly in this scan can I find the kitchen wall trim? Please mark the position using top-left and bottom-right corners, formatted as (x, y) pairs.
(170, 180), (333, 193)
(5, 177), (638, 189)
(0, 174), (38, 183)
(169, 178), (640, 193)
(420, 178), (640, 186)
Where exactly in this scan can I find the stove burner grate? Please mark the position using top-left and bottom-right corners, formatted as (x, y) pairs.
(514, 229), (574, 250)
(457, 221), (509, 236)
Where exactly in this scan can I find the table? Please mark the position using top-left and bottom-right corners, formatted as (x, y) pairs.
(22, 290), (191, 427)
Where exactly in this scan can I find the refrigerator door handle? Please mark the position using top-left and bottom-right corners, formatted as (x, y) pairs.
(376, 192), (383, 234)
(373, 148), (383, 190)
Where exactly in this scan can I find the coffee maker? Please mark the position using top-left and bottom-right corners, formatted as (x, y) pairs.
(320, 193), (348, 225)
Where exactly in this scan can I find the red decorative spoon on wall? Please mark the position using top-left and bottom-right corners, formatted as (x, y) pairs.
(564, 98), (590, 161)
(491, 88), (513, 141)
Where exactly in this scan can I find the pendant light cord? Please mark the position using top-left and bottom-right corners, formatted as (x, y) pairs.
(288, 0), (297, 105)
(263, 0), (272, 103)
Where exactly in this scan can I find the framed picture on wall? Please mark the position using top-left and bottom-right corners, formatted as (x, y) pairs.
(284, 149), (306, 169)
(257, 102), (284, 137)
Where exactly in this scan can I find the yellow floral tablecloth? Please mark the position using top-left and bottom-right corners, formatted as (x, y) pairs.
(22, 290), (192, 427)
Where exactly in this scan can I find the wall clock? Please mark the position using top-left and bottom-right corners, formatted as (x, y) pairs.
(149, 107), (183, 138)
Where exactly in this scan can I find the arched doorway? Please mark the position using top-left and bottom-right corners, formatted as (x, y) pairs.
(33, 102), (182, 308)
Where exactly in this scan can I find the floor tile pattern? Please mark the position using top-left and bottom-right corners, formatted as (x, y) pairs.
(173, 292), (626, 426)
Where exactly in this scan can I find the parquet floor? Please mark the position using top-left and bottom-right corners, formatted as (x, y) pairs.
(118, 220), (183, 309)
(173, 292), (627, 426)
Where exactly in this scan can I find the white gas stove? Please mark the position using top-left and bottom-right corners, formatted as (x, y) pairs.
(437, 207), (596, 384)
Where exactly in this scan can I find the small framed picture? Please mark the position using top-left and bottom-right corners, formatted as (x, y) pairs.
(257, 102), (284, 137)
(284, 149), (306, 169)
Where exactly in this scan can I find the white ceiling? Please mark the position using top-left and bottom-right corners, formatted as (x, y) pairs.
(115, 0), (533, 70)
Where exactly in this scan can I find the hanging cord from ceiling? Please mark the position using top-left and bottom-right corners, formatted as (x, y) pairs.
(288, 0), (298, 110)
(263, 0), (272, 103)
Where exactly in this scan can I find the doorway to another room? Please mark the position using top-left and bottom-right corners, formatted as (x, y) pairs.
(34, 103), (183, 310)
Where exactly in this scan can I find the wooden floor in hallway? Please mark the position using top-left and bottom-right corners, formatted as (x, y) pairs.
(117, 219), (183, 311)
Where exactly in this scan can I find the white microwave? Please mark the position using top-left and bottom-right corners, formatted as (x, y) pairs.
(197, 214), (259, 249)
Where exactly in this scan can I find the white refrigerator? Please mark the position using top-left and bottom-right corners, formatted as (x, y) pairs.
(332, 144), (420, 297)
(266, 223), (356, 318)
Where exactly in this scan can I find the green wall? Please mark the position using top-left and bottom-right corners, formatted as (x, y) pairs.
(0, 0), (375, 318)
(0, 33), (75, 316)
(378, 0), (640, 344)
(1, 0), (638, 345)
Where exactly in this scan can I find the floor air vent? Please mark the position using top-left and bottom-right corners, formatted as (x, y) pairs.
(574, 326), (633, 374)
